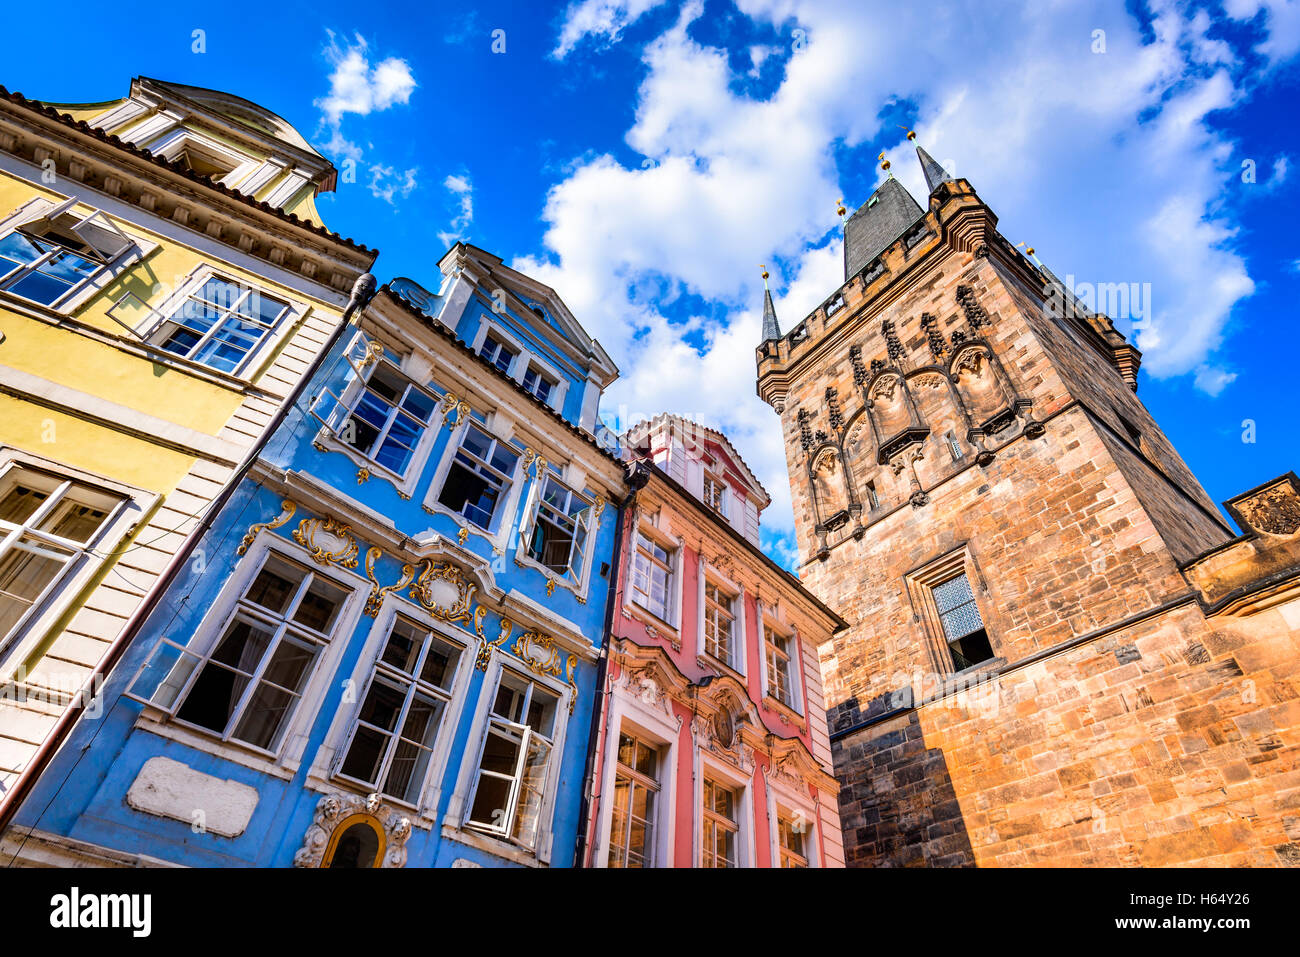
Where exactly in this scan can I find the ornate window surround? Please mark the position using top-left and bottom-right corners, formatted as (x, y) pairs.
(421, 413), (528, 552)
(443, 652), (574, 866)
(305, 590), (478, 825)
(591, 673), (683, 867)
(624, 510), (685, 638)
(693, 747), (756, 868)
(312, 330), (444, 499)
(697, 559), (746, 677)
(756, 601), (806, 722)
(127, 530), (368, 778)
(511, 467), (603, 602)
(763, 763), (823, 868)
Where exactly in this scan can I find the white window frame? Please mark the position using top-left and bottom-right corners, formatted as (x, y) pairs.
(697, 564), (745, 675)
(447, 655), (573, 864)
(310, 331), (442, 497)
(470, 319), (568, 413)
(0, 453), (148, 683)
(605, 728), (662, 868)
(695, 751), (755, 868)
(143, 126), (263, 191)
(702, 472), (728, 519)
(0, 196), (151, 316)
(626, 518), (683, 634)
(423, 417), (526, 548)
(514, 470), (598, 597)
(765, 772), (822, 869)
(593, 694), (679, 868)
(134, 264), (309, 379)
(756, 602), (805, 717)
(125, 534), (365, 772)
(310, 593), (475, 819)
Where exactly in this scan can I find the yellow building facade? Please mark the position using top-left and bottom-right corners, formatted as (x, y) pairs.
(0, 77), (376, 800)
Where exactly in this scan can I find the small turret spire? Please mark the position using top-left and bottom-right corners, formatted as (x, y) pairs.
(760, 265), (781, 341)
(915, 142), (954, 194)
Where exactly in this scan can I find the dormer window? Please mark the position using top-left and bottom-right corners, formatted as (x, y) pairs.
(703, 475), (727, 517)
(522, 365), (558, 405)
(479, 334), (517, 375)
(175, 147), (238, 181)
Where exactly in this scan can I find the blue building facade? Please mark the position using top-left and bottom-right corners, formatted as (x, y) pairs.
(10, 244), (626, 867)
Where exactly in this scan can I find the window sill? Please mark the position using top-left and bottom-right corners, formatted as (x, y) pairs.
(132, 707), (298, 782)
(441, 823), (545, 867)
(303, 769), (440, 831)
(419, 499), (506, 549)
(514, 549), (586, 601)
(623, 602), (681, 648)
(314, 429), (419, 499)
(698, 652), (746, 685)
(762, 693), (806, 731)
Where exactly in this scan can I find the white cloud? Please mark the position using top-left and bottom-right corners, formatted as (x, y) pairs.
(527, 0), (1296, 548)
(368, 164), (418, 205)
(554, 0), (670, 57)
(1225, 0), (1300, 65)
(1193, 364), (1238, 396)
(438, 174), (475, 247)
(316, 32), (417, 126)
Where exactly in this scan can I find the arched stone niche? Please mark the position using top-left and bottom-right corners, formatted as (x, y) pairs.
(810, 445), (852, 531)
(294, 792), (412, 869)
(950, 344), (1016, 435)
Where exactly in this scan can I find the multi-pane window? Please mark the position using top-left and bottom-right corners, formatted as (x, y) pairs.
(630, 534), (672, 623)
(704, 582), (736, 666)
(159, 553), (350, 752)
(765, 626), (796, 709)
(946, 431), (964, 462)
(337, 616), (462, 806)
(777, 813), (809, 868)
(0, 466), (121, 654)
(524, 475), (592, 584)
(466, 671), (561, 851)
(932, 573), (993, 671)
(702, 475), (726, 516)
(0, 202), (131, 307)
(609, 732), (659, 868)
(478, 334), (517, 375)
(335, 361), (438, 476)
(437, 424), (520, 530)
(150, 275), (291, 374)
(702, 777), (739, 868)
(522, 365), (557, 405)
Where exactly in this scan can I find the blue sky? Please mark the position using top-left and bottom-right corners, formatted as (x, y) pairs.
(6, 0), (1298, 569)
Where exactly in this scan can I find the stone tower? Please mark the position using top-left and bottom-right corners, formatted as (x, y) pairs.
(756, 148), (1300, 867)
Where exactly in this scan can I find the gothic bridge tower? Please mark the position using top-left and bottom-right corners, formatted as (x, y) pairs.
(755, 145), (1300, 868)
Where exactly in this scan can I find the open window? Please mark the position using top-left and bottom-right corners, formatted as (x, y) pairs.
(0, 198), (135, 308)
(931, 573), (993, 671)
(464, 669), (562, 851)
(436, 424), (520, 531)
(146, 273), (294, 375)
(519, 473), (593, 585)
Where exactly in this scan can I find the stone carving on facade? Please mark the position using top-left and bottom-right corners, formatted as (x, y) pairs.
(409, 559), (476, 627)
(237, 499), (296, 555)
(293, 516), (360, 569)
(1232, 477), (1300, 536)
(293, 792), (412, 869)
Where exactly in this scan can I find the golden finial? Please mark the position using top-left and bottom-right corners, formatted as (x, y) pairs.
(878, 151), (892, 176)
(835, 197), (847, 222)
(899, 125), (917, 142)
(1016, 242), (1041, 265)
(760, 264), (770, 287)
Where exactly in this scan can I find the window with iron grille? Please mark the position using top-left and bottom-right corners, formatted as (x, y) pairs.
(932, 573), (993, 671)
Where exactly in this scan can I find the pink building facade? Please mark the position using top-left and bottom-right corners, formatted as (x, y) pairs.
(582, 415), (846, 867)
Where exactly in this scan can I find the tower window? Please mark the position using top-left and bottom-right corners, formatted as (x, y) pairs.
(931, 573), (993, 672)
(865, 480), (879, 510)
(946, 431), (964, 462)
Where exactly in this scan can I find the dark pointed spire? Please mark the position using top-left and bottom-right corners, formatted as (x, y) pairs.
(760, 265), (781, 341)
(917, 144), (953, 194)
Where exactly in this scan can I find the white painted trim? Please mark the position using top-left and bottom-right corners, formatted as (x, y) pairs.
(698, 748), (756, 868)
